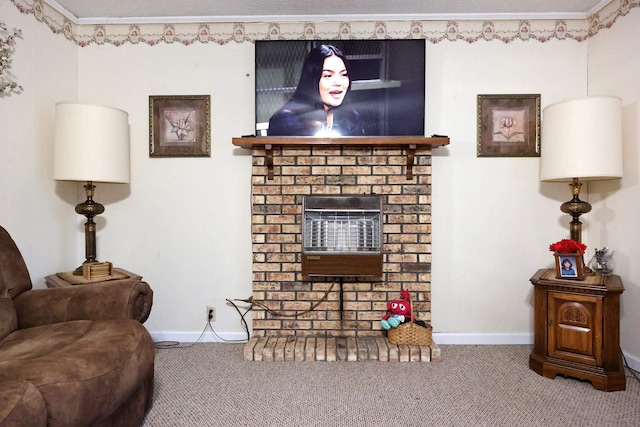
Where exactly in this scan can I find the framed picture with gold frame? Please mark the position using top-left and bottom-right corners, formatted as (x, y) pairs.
(477, 94), (540, 157)
(149, 95), (211, 157)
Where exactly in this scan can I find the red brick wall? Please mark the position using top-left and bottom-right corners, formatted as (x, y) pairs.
(250, 146), (432, 338)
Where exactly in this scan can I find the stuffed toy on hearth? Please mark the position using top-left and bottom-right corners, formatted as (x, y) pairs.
(381, 289), (412, 330)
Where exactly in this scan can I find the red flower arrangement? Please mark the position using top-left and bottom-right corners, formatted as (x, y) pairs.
(549, 239), (587, 255)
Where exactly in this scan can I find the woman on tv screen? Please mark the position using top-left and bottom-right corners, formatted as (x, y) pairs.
(267, 44), (364, 137)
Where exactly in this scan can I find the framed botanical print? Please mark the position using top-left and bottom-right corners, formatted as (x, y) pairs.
(149, 95), (211, 157)
(477, 94), (541, 157)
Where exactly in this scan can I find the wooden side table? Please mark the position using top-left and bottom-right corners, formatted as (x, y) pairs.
(45, 268), (142, 288)
(529, 268), (625, 391)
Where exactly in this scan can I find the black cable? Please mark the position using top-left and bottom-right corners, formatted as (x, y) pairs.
(226, 298), (252, 342)
(154, 341), (180, 349)
(205, 318), (248, 343)
(248, 281), (336, 318)
(156, 282), (337, 349)
(339, 277), (343, 320)
(154, 319), (214, 349)
(154, 318), (248, 349)
(622, 351), (640, 384)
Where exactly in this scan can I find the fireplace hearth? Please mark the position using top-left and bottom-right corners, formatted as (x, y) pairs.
(244, 336), (441, 362)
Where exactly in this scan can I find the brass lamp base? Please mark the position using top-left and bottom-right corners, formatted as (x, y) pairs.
(73, 181), (105, 275)
(560, 178), (591, 244)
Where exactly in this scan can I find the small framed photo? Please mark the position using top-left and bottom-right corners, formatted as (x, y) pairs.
(554, 253), (585, 280)
(149, 95), (211, 157)
(477, 94), (540, 157)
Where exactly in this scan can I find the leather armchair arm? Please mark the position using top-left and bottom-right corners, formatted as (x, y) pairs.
(13, 279), (153, 328)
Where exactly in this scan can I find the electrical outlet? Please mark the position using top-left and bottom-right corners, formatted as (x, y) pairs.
(207, 306), (216, 322)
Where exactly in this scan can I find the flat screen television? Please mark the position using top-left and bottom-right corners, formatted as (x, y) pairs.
(255, 39), (426, 137)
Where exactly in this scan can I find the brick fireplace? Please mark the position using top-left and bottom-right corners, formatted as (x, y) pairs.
(233, 137), (448, 361)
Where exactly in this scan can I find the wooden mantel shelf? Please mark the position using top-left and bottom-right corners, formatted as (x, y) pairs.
(232, 136), (449, 180)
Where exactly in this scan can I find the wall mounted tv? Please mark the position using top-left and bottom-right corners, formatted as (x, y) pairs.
(255, 39), (426, 137)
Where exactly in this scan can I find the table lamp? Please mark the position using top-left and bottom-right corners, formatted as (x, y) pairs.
(540, 96), (623, 243)
(53, 102), (130, 274)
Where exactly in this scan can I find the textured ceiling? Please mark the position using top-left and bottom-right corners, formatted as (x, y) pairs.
(46, 0), (610, 23)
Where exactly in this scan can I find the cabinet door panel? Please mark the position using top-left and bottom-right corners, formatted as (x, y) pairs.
(548, 292), (603, 366)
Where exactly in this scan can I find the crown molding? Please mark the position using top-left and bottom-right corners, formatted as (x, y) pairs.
(39, 0), (618, 25)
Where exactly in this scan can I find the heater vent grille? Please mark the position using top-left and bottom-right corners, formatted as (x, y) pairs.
(303, 210), (381, 253)
(302, 195), (383, 276)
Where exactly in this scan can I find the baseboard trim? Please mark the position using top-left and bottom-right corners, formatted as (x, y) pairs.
(150, 331), (534, 345)
(623, 350), (640, 372)
(432, 332), (534, 345)
(151, 331), (248, 343)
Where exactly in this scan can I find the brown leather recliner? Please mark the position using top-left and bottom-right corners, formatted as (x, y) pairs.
(0, 226), (155, 427)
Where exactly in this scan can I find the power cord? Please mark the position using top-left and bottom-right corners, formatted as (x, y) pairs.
(156, 281), (337, 349)
(622, 351), (640, 384)
(154, 314), (248, 349)
(204, 318), (248, 343)
(154, 320), (218, 349)
(225, 298), (252, 341)
(234, 281), (336, 318)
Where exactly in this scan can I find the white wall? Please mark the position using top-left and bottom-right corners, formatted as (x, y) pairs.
(429, 40), (587, 341)
(587, 9), (640, 362)
(76, 37), (588, 343)
(76, 42), (255, 338)
(0, 2), (78, 284)
(2, 2), (639, 366)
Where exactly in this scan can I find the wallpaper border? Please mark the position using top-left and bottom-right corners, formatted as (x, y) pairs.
(11, 0), (639, 46)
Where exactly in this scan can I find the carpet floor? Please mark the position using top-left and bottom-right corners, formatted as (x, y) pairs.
(142, 343), (640, 426)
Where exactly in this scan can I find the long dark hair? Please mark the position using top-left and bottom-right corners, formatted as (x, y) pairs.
(268, 43), (362, 136)
(290, 44), (352, 110)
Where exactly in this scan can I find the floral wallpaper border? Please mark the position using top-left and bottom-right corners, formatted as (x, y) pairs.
(11, 0), (639, 46)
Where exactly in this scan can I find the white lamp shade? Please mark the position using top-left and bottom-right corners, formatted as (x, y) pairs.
(540, 96), (623, 182)
(53, 102), (130, 183)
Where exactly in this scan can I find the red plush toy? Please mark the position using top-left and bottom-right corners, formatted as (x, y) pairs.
(381, 289), (412, 330)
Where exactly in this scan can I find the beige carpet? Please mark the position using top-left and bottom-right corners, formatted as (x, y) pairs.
(142, 344), (639, 426)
